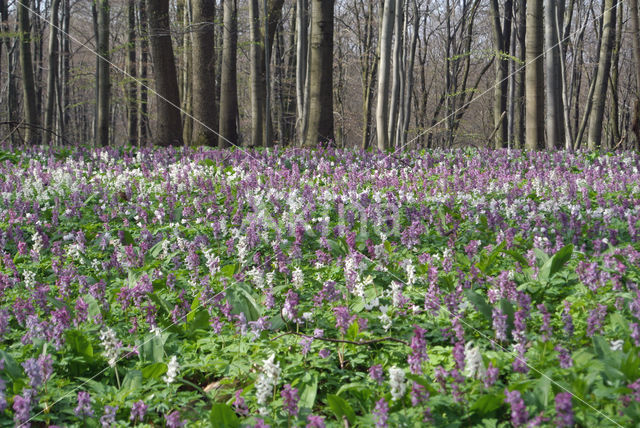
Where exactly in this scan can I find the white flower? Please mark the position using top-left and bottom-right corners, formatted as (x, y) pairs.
(255, 354), (280, 409)
(99, 328), (121, 368)
(464, 342), (486, 379)
(388, 366), (406, 400)
(292, 267), (304, 289)
(379, 313), (392, 332)
(610, 340), (624, 351)
(163, 355), (179, 384)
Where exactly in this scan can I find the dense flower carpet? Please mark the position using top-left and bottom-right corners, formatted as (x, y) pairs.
(0, 146), (639, 427)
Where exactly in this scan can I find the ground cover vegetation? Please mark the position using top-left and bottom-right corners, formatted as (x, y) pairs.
(0, 145), (640, 426)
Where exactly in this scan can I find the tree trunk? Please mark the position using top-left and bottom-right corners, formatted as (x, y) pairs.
(191, 0), (217, 146)
(139, 0), (150, 145)
(59, 0), (70, 145)
(303, 0), (334, 146)
(127, 0), (138, 146)
(399, 0), (418, 149)
(18, 0), (39, 143)
(489, 0), (512, 149)
(587, 0), (616, 150)
(376, 0), (395, 150)
(525, 0), (543, 150)
(630, 0), (640, 150)
(180, 0), (193, 145)
(44, 0), (61, 144)
(514, 0), (526, 148)
(219, 0), (238, 147)
(296, 0), (308, 145)
(608, 4), (622, 148)
(250, 0), (266, 147)
(388, 0), (403, 148)
(544, 0), (565, 150)
(148, 0), (183, 146)
(96, 0), (110, 147)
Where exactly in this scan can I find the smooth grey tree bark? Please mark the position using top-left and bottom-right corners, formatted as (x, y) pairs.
(192, 0), (217, 146)
(250, 0), (266, 147)
(296, 0), (308, 145)
(18, 0), (39, 143)
(587, 0), (616, 150)
(148, 0), (183, 146)
(630, 0), (640, 149)
(388, 0), (403, 148)
(376, 0), (395, 150)
(96, 0), (110, 147)
(45, 0), (61, 144)
(219, 0), (238, 147)
(525, 0), (544, 150)
(303, 0), (334, 146)
(544, 0), (565, 150)
(139, 0), (150, 145)
(126, 0), (138, 146)
(489, 0), (513, 149)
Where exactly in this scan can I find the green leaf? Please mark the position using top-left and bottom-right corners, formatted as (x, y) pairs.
(141, 362), (168, 379)
(327, 394), (356, 424)
(539, 245), (573, 281)
(66, 329), (94, 359)
(227, 283), (260, 322)
(298, 373), (319, 410)
(121, 370), (142, 392)
(470, 393), (505, 414)
(209, 403), (240, 428)
(346, 320), (360, 342)
(593, 336), (610, 360)
(463, 290), (493, 322)
(0, 350), (22, 379)
(503, 249), (529, 267)
(220, 264), (237, 278)
(142, 334), (165, 363)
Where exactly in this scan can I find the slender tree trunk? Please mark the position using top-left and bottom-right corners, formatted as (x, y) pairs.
(148, 0), (183, 146)
(608, 4), (622, 149)
(304, 0), (334, 146)
(192, 0), (217, 146)
(0, 0), (4, 97)
(388, 0), (403, 148)
(376, 0), (395, 150)
(219, 0), (238, 147)
(139, 0), (149, 145)
(399, 0), (418, 149)
(630, 0), (640, 150)
(44, 0), (61, 144)
(544, 0), (565, 150)
(59, 0), (70, 144)
(250, 0), (266, 147)
(514, 0), (526, 148)
(18, 0), (39, 143)
(296, 0), (308, 145)
(587, 0), (616, 150)
(96, 0), (110, 147)
(180, 0), (193, 145)
(489, 0), (512, 148)
(127, 0), (138, 146)
(525, 0), (543, 150)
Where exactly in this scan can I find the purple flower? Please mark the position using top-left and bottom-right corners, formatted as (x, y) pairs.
(13, 389), (33, 427)
(130, 400), (147, 422)
(333, 306), (355, 334)
(233, 389), (249, 417)
(253, 418), (271, 428)
(281, 383), (299, 416)
(318, 349), (330, 358)
(75, 391), (94, 418)
(555, 392), (574, 427)
(306, 414), (326, 428)
(504, 388), (528, 426)
(631, 322), (640, 346)
(100, 405), (118, 427)
(165, 410), (186, 428)
(283, 290), (300, 322)
(373, 398), (389, 427)
(484, 362), (499, 388)
(492, 308), (508, 342)
(537, 303), (552, 342)
(555, 345), (573, 368)
(586, 304), (607, 337)
(408, 325), (428, 374)
(0, 309), (9, 339)
(300, 336), (313, 356)
(0, 378), (6, 412)
(410, 381), (429, 406)
(369, 364), (384, 384)
(22, 353), (53, 389)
